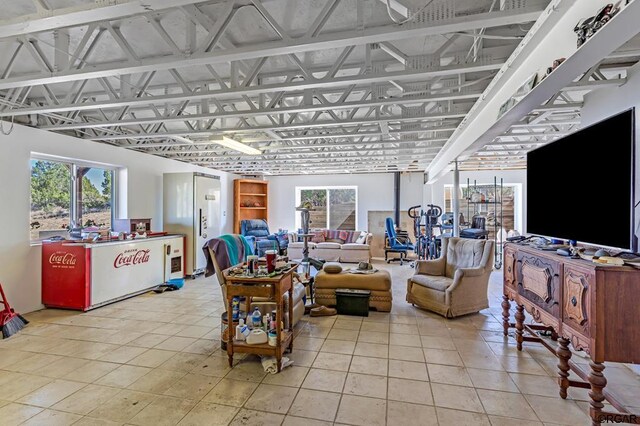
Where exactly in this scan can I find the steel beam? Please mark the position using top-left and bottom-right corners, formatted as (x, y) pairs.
(163, 145), (444, 159)
(122, 127), (456, 148)
(86, 111), (466, 141)
(0, 61), (500, 117)
(41, 92), (481, 131)
(0, 4), (546, 90)
(0, 0), (222, 39)
(137, 137), (450, 153)
(189, 152), (436, 164)
(195, 162), (433, 174)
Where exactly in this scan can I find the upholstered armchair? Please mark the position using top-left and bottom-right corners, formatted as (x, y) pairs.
(406, 237), (494, 318)
(240, 219), (288, 256)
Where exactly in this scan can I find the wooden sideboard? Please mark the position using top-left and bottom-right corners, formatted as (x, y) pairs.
(502, 243), (640, 426)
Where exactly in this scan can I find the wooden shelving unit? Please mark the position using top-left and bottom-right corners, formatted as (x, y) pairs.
(234, 179), (269, 234)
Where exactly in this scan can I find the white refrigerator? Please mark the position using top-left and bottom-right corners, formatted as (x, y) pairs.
(163, 173), (221, 277)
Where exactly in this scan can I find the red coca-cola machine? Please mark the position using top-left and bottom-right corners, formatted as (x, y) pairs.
(42, 235), (184, 311)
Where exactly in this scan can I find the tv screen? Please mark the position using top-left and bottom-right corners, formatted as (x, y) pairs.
(527, 109), (636, 251)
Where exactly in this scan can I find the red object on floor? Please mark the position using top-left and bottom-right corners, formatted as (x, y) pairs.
(0, 283), (28, 336)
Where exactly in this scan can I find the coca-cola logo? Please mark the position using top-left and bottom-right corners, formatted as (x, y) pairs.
(114, 249), (150, 268)
(49, 252), (77, 269)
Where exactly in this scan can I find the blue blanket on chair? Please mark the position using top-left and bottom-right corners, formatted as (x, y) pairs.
(203, 234), (253, 277)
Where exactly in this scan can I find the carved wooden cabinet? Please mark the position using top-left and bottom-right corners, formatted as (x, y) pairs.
(504, 247), (517, 289)
(517, 251), (561, 317)
(562, 265), (592, 352)
(502, 243), (640, 426)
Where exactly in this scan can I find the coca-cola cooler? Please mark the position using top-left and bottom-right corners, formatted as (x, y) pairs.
(42, 235), (184, 311)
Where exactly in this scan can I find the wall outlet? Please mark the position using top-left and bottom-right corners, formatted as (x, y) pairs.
(223, 210), (226, 216)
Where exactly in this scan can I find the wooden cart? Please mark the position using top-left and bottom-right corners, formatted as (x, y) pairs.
(224, 264), (296, 372)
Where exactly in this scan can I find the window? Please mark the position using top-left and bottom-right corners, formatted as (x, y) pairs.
(30, 157), (115, 240)
(295, 186), (357, 230)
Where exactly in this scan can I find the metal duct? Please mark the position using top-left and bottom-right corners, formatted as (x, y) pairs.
(394, 171), (401, 225)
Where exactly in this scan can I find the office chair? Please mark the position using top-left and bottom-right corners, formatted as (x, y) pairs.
(384, 217), (414, 265)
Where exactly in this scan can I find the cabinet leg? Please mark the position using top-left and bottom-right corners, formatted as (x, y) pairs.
(515, 304), (525, 351)
(556, 337), (571, 399)
(501, 295), (510, 336)
(588, 361), (607, 426)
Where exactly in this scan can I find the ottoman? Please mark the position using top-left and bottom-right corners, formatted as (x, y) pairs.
(314, 269), (392, 312)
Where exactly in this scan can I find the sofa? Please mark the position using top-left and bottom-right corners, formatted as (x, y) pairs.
(287, 229), (372, 263)
(406, 237), (494, 318)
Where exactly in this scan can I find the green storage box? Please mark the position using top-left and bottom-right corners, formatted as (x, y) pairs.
(335, 288), (371, 317)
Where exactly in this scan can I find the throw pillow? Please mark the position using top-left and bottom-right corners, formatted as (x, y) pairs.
(311, 231), (325, 243)
(323, 262), (342, 274)
(325, 229), (340, 240)
(355, 231), (367, 244)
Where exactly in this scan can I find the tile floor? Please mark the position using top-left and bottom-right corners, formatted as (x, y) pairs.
(0, 261), (638, 425)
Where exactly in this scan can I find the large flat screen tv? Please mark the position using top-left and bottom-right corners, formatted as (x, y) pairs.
(527, 108), (636, 251)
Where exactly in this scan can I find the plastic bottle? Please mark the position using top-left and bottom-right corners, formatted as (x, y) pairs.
(251, 307), (262, 329)
(232, 297), (239, 320)
(235, 318), (249, 341)
(268, 329), (277, 347)
(263, 314), (270, 332)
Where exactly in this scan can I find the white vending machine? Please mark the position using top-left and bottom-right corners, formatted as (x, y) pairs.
(163, 173), (221, 277)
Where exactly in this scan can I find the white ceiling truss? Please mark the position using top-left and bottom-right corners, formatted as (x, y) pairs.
(459, 55), (640, 171)
(0, 0), (554, 175)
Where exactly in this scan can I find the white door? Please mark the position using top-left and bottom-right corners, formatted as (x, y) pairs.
(194, 175), (221, 271)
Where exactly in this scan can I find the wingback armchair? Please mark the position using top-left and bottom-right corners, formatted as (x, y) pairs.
(406, 237), (494, 318)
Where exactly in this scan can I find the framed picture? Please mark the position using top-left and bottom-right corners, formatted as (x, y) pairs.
(497, 97), (516, 119)
(513, 72), (538, 98)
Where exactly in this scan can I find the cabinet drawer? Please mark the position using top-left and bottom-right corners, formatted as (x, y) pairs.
(516, 252), (561, 317)
(563, 266), (592, 338)
(504, 248), (517, 290)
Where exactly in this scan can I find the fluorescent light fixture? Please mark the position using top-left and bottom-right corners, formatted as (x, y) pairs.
(214, 136), (261, 155)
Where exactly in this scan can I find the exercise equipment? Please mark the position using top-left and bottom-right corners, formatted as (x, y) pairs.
(408, 204), (443, 261)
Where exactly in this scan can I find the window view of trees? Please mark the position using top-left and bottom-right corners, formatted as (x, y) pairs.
(30, 161), (71, 216)
(30, 161), (71, 239)
(30, 159), (114, 240)
(80, 168), (113, 230)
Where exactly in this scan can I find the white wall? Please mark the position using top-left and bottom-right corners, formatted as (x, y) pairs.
(267, 172), (424, 232)
(581, 63), (640, 250)
(423, 169), (527, 234)
(0, 123), (238, 313)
